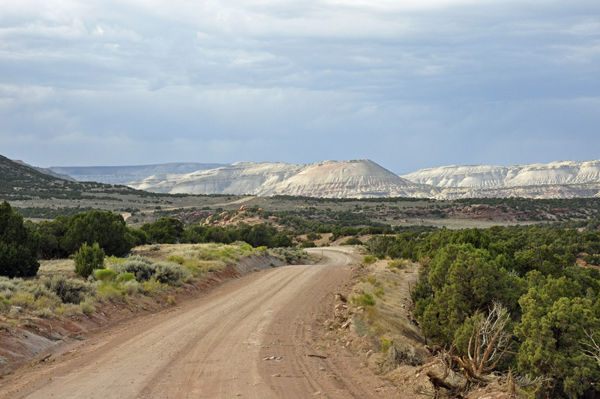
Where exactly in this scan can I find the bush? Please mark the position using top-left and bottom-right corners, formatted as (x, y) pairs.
(153, 262), (191, 286)
(342, 237), (363, 246)
(95, 268), (117, 281)
(388, 260), (405, 269)
(97, 282), (126, 302)
(50, 277), (94, 304)
(300, 241), (317, 248)
(352, 293), (376, 307)
(123, 280), (140, 295)
(114, 256), (156, 282)
(362, 255), (376, 265)
(74, 242), (105, 278)
(80, 300), (95, 315)
(269, 247), (308, 263)
(116, 272), (136, 282)
(0, 295), (9, 311)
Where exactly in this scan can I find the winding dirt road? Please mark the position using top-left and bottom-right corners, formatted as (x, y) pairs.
(0, 248), (394, 398)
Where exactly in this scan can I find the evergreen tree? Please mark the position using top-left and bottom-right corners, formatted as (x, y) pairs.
(0, 201), (39, 277)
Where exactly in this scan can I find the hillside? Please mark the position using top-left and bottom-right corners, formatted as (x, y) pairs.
(49, 163), (228, 185)
(402, 159), (600, 189)
(0, 155), (174, 209)
(127, 159), (436, 198)
(11, 160), (76, 181)
(257, 159), (429, 197)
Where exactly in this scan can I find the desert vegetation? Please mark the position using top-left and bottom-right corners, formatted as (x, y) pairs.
(0, 242), (290, 322)
(366, 225), (600, 398)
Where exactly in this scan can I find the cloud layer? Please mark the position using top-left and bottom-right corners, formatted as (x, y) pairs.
(1, 0), (599, 173)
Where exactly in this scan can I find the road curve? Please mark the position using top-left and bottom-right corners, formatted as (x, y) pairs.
(0, 248), (391, 399)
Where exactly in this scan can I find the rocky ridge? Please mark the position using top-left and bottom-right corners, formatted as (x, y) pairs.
(127, 159), (436, 198)
(401, 159), (600, 189)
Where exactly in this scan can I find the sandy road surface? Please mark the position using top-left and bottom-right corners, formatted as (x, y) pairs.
(1, 248), (393, 399)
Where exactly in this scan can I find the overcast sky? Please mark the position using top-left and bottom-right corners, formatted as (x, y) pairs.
(1, 0), (599, 174)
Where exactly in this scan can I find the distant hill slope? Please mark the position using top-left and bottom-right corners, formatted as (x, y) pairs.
(127, 159), (437, 198)
(49, 163), (228, 185)
(12, 160), (76, 181)
(0, 155), (148, 202)
(258, 160), (427, 197)
(401, 160), (600, 189)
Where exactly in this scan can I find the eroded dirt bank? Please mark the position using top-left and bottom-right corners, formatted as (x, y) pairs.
(0, 248), (398, 399)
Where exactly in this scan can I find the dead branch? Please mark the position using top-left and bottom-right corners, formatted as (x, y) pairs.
(454, 301), (512, 384)
(580, 329), (600, 365)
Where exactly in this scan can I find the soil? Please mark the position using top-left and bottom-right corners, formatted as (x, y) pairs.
(0, 248), (397, 399)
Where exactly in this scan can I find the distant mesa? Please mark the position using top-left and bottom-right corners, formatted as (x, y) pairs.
(126, 158), (600, 199)
(126, 159), (436, 198)
(401, 160), (600, 189)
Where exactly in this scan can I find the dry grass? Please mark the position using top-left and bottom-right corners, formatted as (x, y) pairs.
(350, 259), (424, 344)
(38, 259), (75, 278)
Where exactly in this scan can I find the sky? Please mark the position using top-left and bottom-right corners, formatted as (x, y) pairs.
(0, 0), (599, 174)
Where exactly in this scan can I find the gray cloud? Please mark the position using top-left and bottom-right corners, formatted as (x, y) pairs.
(0, 0), (599, 173)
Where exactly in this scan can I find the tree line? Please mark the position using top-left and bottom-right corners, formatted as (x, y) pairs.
(0, 201), (296, 278)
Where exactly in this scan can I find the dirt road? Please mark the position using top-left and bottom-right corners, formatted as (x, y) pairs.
(1, 248), (393, 398)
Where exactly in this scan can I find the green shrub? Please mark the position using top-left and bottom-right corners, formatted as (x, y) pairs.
(74, 242), (105, 278)
(167, 255), (185, 265)
(153, 262), (191, 286)
(123, 280), (140, 295)
(97, 282), (126, 302)
(352, 293), (376, 307)
(388, 260), (405, 269)
(80, 300), (95, 315)
(139, 281), (167, 296)
(0, 295), (9, 311)
(32, 307), (53, 318)
(116, 272), (136, 282)
(50, 277), (94, 304)
(95, 268), (117, 281)
(362, 255), (376, 265)
(342, 237), (363, 246)
(184, 264), (202, 275)
(300, 241), (317, 248)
